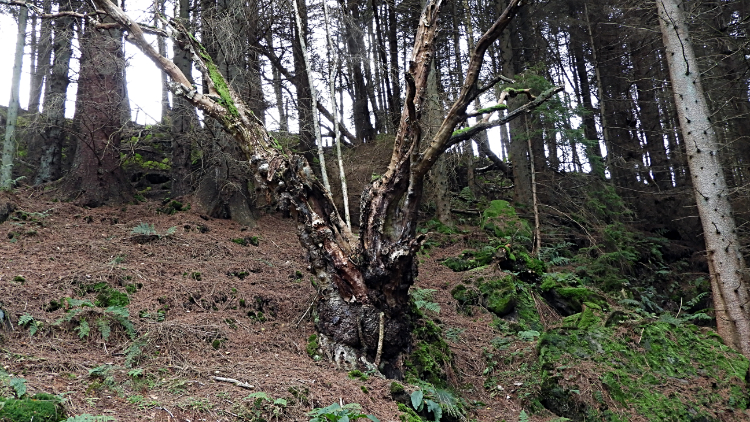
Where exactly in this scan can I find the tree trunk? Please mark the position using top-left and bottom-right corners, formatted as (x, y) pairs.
(94, 0), (547, 376)
(340, 0), (375, 142)
(292, 0), (330, 191)
(156, 0), (170, 122)
(386, 0), (401, 130)
(292, 0), (316, 155)
(570, 18), (604, 177)
(60, 18), (133, 206)
(28, 0), (52, 115)
(31, 0), (77, 185)
(170, 0), (196, 197)
(631, 39), (670, 190)
(325, 0), (352, 229)
(1, 5), (28, 189)
(658, 0), (750, 358)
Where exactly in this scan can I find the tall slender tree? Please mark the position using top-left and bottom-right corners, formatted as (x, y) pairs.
(1, 5), (28, 189)
(658, 0), (750, 358)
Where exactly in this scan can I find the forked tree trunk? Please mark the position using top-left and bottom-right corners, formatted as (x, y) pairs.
(92, 0), (556, 374)
(658, 0), (750, 358)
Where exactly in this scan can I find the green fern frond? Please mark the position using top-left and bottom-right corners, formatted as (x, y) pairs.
(458, 187), (475, 202)
(75, 318), (91, 338)
(245, 392), (271, 402)
(411, 288), (441, 314)
(685, 292), (709, 308)
(18, 314), (34, 326)
(131, 223), (157, 235)
(66, 298), (95, 308)
(97, 317), (111, 340)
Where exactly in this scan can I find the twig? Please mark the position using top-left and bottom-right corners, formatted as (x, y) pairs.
(295, 292), (319, 327)
(374, 312), (385, 367)
(158, 406), (175, 419)
(213, 376), (254, 390)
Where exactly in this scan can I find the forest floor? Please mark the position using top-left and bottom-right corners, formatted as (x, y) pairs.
(0, 190), (550, 422)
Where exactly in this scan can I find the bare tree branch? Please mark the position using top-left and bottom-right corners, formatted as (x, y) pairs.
(446, 85), (564, 149)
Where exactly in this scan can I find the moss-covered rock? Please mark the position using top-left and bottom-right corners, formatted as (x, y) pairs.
(538, 316), (750, 421)
(0, 394), (66, 422)
(441, 246), (499, 272)
(450, 284), (480, 315)
(540, 273), (607, 316)
(481, 200), (531, 240)
(479, 277), (517, 317)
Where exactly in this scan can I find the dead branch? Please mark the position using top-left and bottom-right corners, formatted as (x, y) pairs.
(213, 376), (254, 390)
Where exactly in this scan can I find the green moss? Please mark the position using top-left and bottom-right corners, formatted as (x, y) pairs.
(347, 370), (368, 381)
(95, 289), (130, 307)
(442, 245), (499, 272)
(198, 50), (238, 117)
(450, 284), (480, 314)
(0, 394), (66, 422)
(481, 200), (532, 240)
(479, 278), (516, 317)
(515, 285), (542, 331)
(397, 403), (423, 422)
(390, 382), (405, 396)
(538, 318), (750, 421)
(157, 200), (190, 215)
(405, 319), (452, 388)
(518, 251), (546, 275)
(475, 103), (508, 114)
(305, 334), (319, 359)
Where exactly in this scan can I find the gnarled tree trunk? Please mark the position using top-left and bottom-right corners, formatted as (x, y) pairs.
(92, 0), (556, 375)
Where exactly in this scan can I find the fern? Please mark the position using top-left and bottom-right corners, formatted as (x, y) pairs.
(410, 288), (441, 314)
(9, 377), (27, 398)
(124, 338), (147, 368)
(18, 314), (34, 326)
(75, 318), (91, 338)
(245, 392), (271, 402)
(685, 292), (709, 308)
(131, 223), (157, 236)
(107, 306), (136, 339)
(97, 317), (111, 340)
(18, 313), (42, 336)
(458, 187), (475, 202)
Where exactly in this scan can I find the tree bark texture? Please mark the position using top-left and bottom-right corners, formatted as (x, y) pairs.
(92, 0), (546, 375)
(61, 18), (133, 206)
(32, 0), (78, 185)
(1, 5), (28, 189)
(658, 0), (750, 358)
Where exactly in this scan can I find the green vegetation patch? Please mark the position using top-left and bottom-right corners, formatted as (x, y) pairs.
(441, 245), (499, 272)
(405, 319), (453, 388)
(0, 394), (67, 422)
(538, 317), (750, 421)
(481, 200), (531, 240)
(157, 200), (190, 215)
(478, 277), (516, 317)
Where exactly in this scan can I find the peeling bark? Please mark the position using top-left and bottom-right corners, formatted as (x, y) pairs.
(90, 0), (554, 374)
